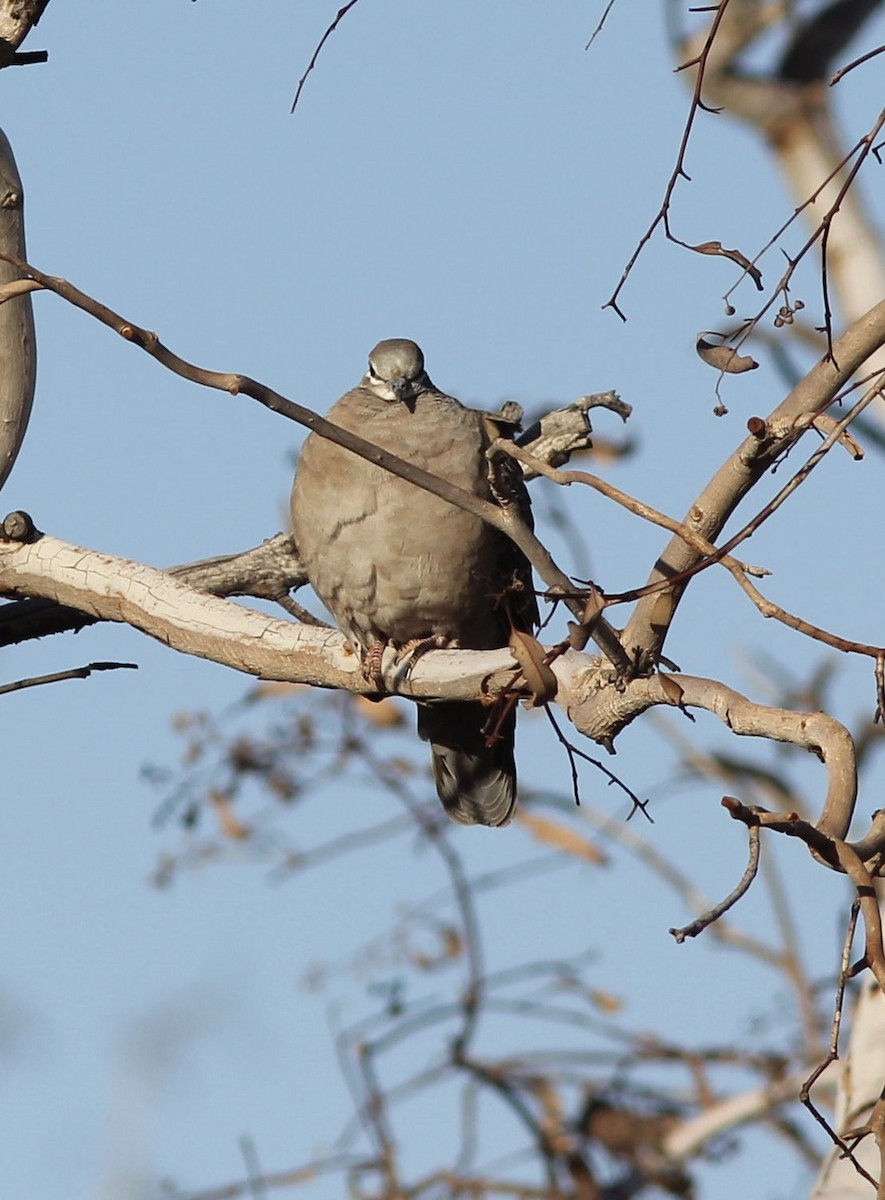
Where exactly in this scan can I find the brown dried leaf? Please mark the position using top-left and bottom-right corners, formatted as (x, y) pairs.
(353, 695), (406, 727)
(210, 790), (251, 840)
(659, 673), (695, 722)
(568, 588), (606, 651)
(410, 923), (462, 971)
(232, 680), (307, 708)
(509, 629), (558, 706)
(649, 589), (677, 630)
(517, 811), (607, 863)
(587, 987), (623, 1013)
(658, 673), (685, 707)
(696, 335), (759, 374)
(585, 1102), (676, 1157)
(532, 1078), (568, 1150)
(690, 240), (763, 289)
(248, 680), (306, 701)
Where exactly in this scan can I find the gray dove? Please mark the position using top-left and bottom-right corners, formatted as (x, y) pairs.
(290, 339), (537, 826)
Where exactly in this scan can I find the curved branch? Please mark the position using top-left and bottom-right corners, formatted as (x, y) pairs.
(555, 661), (858, 845)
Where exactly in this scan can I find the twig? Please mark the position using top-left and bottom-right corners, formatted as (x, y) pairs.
(721, 114), (883, 310)
(496, 438), (766, 575)
(290, 1), (361, 114)
(0, 660), (137, 697)
(801, 902), (876, 1190)
(622, 305), (885, 666)
(723, 799), (885, 991)
(670, 822), (761, 942)
(352, 730), (487, 1058)
(604, 0), (734, 318)
(702, 373), (885, 566)
(717, 107), (885, 375)
(238, 1136), (267, 1200)
(585, 0), (617, 50)
(831, 43), (885, 85)
(543, 704), (652, 821)
(498, 420), (885, 678)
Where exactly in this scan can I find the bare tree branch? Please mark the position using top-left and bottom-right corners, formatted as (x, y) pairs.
(0, 0), (50, 66)
(0, 127), (34, 491)
(622, 299), (885, 667)
(0, 252), (631, 672)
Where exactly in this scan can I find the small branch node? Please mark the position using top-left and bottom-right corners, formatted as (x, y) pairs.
(1, 510), (37, 542)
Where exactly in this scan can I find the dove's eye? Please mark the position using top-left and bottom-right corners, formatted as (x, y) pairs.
(368, 363), (379, 379)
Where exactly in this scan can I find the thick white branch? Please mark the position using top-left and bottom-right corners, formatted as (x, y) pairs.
(0, 530), (522, 698)
(0, 530), (868, 860)
(664, 1069), (829, 1163)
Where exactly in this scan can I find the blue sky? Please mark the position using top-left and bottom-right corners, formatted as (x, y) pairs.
(0, 4), (883, 1199)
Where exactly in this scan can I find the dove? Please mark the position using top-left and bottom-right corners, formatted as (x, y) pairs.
(291, 339), (537, 825)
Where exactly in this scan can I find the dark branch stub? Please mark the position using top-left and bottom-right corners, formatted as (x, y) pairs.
(1, 509), (36, 541)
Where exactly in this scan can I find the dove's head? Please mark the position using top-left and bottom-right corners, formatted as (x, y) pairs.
(365, 339), (431, 404)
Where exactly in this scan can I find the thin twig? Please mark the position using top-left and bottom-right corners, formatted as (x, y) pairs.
(722, 117), (881, 309)
(604, 0), (734, 318)
(830, 42), (885, 85)
(670, 822), (761, 942)
(585, 0), (617, 50)
(290, 1), (361, 114)
(542, 704), (652, 821)
(0, 660), (137, 697)
(801, 903), (875, 1190)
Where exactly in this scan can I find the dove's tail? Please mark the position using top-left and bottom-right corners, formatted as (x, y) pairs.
(417, 701), (517, 827)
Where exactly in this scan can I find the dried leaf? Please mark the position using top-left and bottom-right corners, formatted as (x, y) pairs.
(659, 673), (695, 721)
(409, 923), (462, 971)
(567, 588), (606, 651)
(248, 680), (306, 701)
(210, 790), (250, 840)
(585, 1102), (677, 1158)
(696, 335), (759, 374)
(587, 987), (623, 1013)
(509, 629), (558, 706)
(517, 811), (607, 863)
(581, 587), (605, 625)
(353, 695), (406, 727)
(690, 240), (763, 289)
(532, 1078), (568, 1150)
(658, 673), (685, 707)
(648, 589), (677, 630)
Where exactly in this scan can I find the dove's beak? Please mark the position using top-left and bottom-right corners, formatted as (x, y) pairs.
(388, 376), (414, 403)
